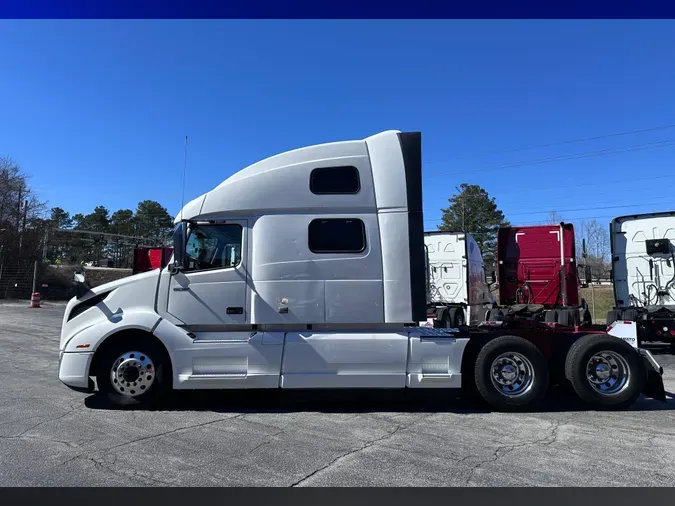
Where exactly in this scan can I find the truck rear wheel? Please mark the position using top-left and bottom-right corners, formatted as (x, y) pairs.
(474, 335), (549, 411)
(564, 334), (645, 409)
(95, 336), (171, 408)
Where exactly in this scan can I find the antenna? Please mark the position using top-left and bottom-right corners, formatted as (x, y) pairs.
(179, 135), (188, 221)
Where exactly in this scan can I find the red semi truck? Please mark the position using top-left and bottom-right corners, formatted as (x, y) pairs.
(486, 222), (592, 326)
(132, 247), (174, 275)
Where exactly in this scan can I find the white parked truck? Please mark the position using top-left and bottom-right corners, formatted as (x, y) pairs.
(608, 211), (675, 344)
(423, 231), (495, 328)
(58, 130), (665, 411)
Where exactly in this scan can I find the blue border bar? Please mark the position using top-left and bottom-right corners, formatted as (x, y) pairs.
(2, 0), (675, 19)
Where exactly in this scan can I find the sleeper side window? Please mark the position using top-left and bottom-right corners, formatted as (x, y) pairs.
(308, 218), (366, 254)
(184, 224), (243, 271)
(310, 166), (360, 195)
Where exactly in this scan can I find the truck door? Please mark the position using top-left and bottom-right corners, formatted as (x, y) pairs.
(167, 220), (249, 326)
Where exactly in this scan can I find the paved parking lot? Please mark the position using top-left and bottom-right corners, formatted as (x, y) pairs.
(1, 300), (675, 487)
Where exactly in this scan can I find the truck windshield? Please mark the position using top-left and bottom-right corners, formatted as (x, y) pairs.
(184, 223), (243, 271)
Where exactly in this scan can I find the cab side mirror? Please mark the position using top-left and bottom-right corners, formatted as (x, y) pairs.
(584, 265), (592, 285)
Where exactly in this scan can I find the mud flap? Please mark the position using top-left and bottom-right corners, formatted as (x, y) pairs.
(638, 348), (666, 402)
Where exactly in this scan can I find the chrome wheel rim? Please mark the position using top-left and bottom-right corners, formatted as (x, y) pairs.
(490, 352), (535, 397)
(110, 351), (155, 397)
(586, 351), (630, 396)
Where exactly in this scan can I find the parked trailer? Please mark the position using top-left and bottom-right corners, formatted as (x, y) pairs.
(488, 222), (593, 327)
(423, 231), (495, 328)
(57, 130), (664, 411)
(608, 211), (675, 344)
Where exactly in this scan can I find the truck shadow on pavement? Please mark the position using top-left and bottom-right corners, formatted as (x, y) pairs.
(83, 387), (675, 414)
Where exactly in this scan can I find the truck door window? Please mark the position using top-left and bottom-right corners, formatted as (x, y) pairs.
(185, 224), (243, 271)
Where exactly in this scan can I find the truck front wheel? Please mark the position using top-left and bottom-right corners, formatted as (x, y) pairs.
(474, 335), (549, 411)
(564, 334), (645, 409)
(95, 336), (172, 408)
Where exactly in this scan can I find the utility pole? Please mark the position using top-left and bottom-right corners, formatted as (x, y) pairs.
(42, 228), (49, 263)
(15, 186), (23, 231)
(18, 199), (28, 252)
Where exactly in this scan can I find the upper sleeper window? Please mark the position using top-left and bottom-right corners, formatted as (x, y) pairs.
(309, 219), (366, 254)
(310, 166), (360, 195)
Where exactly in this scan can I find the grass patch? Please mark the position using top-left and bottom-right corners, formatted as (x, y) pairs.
(580, 285), (615, 324)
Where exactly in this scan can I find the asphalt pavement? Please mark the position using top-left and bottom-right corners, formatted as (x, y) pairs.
(1, 300), (675, 487)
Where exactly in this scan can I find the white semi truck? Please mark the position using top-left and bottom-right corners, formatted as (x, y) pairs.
(57, 130), (665, 411)
(607, 211), (675, 344)
(423, 231), (495, 328)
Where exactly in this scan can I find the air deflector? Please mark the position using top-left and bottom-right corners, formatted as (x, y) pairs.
(398, 131), (426, 323)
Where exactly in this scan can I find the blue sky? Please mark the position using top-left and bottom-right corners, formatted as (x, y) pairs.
(1, 20), (675, 232)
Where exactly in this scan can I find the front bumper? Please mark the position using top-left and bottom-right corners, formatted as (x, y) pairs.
(58, 350), (95, 392)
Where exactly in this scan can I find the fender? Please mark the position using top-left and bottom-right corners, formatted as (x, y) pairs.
(63, 309), (162, 353)
(607, 320), (666, 402)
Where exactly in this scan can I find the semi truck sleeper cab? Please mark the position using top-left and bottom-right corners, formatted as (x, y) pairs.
(58, 130), (665, 411)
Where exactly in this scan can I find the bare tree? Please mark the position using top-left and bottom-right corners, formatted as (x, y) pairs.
(544, 210), (564, 225)
(0, 156), (48, 264)
(576, 218), (610, 283)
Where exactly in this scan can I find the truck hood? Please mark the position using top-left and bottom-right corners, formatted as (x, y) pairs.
(82, 268), (162, 298)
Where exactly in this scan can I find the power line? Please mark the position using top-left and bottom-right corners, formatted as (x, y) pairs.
(425, 138), (675, 177)
(449, 174), (675, 202)
(485, 189), (675, 210)
(425, 199), (675, 224)
(426, 123), (675, 164)
(33, 136), (675, 202)
(428, 192), (675, 219)
(425, 213), (650, 233)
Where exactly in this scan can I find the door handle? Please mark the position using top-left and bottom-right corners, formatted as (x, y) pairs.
(173, 287), (190, 292)
(226, 307), (244, 315)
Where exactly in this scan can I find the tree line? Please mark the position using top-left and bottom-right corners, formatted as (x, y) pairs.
(1, 156), (173, 268)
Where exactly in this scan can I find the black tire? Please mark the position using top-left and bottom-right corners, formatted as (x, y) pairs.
(95, 336), (172, 409)
(474, 335), (550, 411)
(564, 334), (645, 409)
